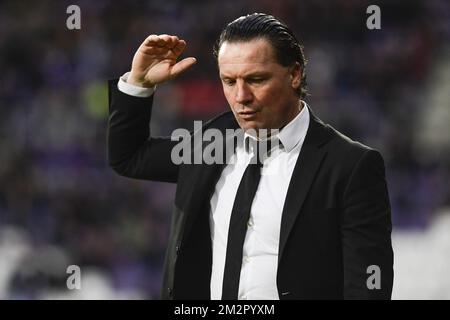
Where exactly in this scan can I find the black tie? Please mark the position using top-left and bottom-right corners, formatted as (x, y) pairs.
(221, 143), (263, 300)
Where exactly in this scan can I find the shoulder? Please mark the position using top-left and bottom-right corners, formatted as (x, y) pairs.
(312, 114), (385, 170)
(327, 124), (373, 155)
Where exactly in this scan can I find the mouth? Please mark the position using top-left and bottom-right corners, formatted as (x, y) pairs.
(238, 109), (259, 120)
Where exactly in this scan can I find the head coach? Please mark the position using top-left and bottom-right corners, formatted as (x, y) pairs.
(107, 13), (394, 300)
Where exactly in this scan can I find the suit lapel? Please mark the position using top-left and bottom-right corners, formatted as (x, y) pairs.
(180, 114), (240, 245)
(180, 163), (225, 245)
(278, 110), (332, 261)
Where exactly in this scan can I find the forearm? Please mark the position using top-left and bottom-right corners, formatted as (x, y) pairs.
(107, 78), (178, 182)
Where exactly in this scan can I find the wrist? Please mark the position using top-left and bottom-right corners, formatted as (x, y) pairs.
(119, 73), (156, 97)
(128, 73), (154, 88)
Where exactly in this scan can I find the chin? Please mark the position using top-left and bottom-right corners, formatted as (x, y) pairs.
(234, 115), (267, 131)
(240, 122), (265, 132)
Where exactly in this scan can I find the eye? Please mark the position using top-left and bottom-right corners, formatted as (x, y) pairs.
(222, 79), (235, 86)
(248, 77), (265, 84)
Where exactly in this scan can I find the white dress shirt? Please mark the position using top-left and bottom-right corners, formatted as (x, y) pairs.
(117, 75), (310, 300)
(209, 104), (309, 300)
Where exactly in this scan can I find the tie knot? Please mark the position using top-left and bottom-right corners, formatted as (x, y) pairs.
(246, 137), (280, 165)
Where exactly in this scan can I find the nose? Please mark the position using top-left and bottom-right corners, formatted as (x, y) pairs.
(235, 81), (253, 105)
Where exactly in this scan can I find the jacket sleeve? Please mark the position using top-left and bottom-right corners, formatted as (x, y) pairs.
(341, 149), (394, 299)
(107, 79), (179, 183)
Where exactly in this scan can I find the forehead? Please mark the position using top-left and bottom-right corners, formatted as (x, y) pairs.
(218, 38), (278, 72)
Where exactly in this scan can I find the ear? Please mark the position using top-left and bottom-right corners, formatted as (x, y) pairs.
(289, 62), (302, 90)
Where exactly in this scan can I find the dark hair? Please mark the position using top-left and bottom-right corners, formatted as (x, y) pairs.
(213, 13), (308, 99)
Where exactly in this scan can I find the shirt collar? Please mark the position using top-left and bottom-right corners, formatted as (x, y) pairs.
(278, 101), (310, 153)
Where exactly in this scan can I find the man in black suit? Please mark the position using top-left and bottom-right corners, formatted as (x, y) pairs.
(108, 13), (394, 299)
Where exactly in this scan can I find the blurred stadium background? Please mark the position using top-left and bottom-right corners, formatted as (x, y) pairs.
(0, 0), (449, 299)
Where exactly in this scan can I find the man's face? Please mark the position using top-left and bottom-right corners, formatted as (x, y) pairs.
(218, 38), (302, 132)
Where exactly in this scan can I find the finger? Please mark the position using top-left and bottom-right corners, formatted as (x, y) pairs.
(144, 34), (160, 46)
(140, 39), (176, 58)
(140, 45), (171, 56)
(144, 35), (168, 47)
(170, 57), (197, 78)
(167, 35), (179, 49)
(155, 37), (167, 47)
(172, 39), (186, 56)
(160, 34), (181, 49)
(158, 34), (175, 47)
(143, 35), (180, 50)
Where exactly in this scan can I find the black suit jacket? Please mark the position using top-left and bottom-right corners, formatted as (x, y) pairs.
(107, 80), (394, 299)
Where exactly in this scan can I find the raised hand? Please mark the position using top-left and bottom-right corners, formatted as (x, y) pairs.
(128, 34), (197, 87)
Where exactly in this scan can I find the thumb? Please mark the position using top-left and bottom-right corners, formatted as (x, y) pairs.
(170, 57), (197, 78)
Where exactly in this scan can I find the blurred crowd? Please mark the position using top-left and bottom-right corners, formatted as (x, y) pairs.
(0, 0), (449, 299)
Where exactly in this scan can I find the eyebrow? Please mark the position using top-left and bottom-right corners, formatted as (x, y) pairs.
(220, 71), (272, 79)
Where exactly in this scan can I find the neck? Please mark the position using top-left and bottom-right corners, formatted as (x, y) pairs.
(280, 100), (303, 131)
